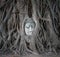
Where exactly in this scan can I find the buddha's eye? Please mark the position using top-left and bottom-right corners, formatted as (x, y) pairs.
(26, 26), (29, 29)
(31, 25), (34, 28)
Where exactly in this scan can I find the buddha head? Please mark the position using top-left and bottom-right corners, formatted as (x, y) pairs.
(24, 18), (36, 36)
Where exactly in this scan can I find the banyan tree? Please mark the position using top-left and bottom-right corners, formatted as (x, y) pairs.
(0, 0), (60, 56)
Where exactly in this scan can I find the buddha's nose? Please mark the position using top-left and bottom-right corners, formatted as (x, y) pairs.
(29, 26), (32, 31)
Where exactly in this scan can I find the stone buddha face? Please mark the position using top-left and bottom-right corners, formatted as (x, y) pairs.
(24, 18), (36, 36)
